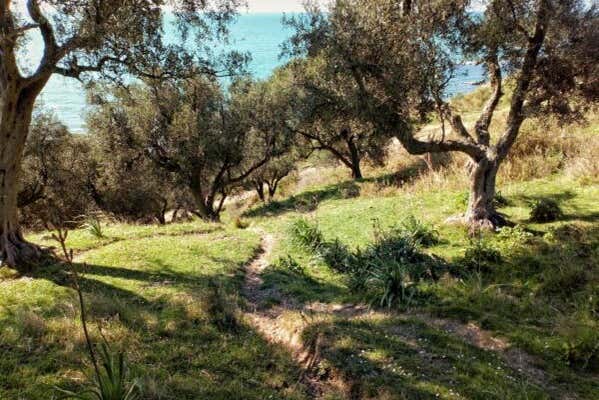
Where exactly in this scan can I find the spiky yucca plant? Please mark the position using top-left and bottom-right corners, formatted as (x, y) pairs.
(52, 228), (140, 400)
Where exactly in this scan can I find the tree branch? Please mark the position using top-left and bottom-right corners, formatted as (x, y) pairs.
(27, 0), (58, 67)
(475, 49), (502, 146)
(496, 0), (549, 161)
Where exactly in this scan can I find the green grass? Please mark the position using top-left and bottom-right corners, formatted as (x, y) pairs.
(25, 219), (221, 253)
(1, 226), (309, 399)
(2, 174), (597, 399)
(251, 175), (599, 398)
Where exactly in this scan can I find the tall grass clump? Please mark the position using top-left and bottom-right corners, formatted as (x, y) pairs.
(359, 224), (439, 307)
(81, 214), (105, 238)
(397, 215), (440, 247)
(288, 218), (324, 250)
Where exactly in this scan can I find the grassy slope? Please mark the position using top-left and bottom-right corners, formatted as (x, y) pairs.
(1, 226), (308, 399)
(1, 87), (597, 399)
(253, 175), (598, 399)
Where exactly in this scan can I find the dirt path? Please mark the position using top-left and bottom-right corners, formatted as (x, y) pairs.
(242, 232), (562, 399)
(242, 233), (373, 398)
(242, 233), (324, 397)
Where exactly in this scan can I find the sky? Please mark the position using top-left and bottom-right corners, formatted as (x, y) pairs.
(244, 0), (310, 13)
(244, 0), (486, 13)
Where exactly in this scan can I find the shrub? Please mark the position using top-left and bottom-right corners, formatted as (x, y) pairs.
(558, 317), (599, 372)
(314, 238), (352, 272)
(397, 215), (440, 247)
(288, 218), (324, 250)
(366, 259), (418, 308)
(353, 224), (438, 306)
(456, 238), (502, 275)
(545, 223), (586, 242)
(529, 198), (563, 222)
(233, 217), (250, 229)
(496, 225), (534, 247)
(338, 181), (361, 198)
(539, 266), (588, 297)
(274, 255), (305, 275)
(206, 280), (239, 333)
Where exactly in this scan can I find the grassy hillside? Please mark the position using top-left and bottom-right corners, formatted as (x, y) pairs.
(1, 88), (597, 399)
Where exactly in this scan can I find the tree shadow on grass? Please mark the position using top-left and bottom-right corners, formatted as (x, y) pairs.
(302, 316), (550, 399)
(423, 224), (599, 394)
(243, 180), (361, 218)
(0, 260), (313, 400)
(362, 160), (429, 188)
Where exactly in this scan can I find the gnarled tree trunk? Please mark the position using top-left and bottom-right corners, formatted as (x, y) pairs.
(1, 85), (45, 269)
(344, 129), (363, 180)
(189, 177), (221, 222)
(464, 157), (508, 230)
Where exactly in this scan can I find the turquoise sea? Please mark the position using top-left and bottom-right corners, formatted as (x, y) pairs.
(32, 13), (484, 133)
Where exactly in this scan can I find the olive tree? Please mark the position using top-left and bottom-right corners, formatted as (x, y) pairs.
(282, 55), (390, 180)
(86, 93), (184, 224)
(290, 0), (597, 229)
(19, 110), (93, 228)
(0, 0), (241, 268)
(97, 77), (282, 222)
(250, 154), (299, 202)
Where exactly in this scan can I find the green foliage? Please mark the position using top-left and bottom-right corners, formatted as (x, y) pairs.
(561, 321), (599, 372)
(314, 238), (352, 272)
(288, 218), (324, 250)
(496, 225), (533, 247)
(82, 215), (105, 239)
(57, 343), (140, 400)
(274, 255), (305, 275)
(397, 215), (440, 247)
(366, 259), (418, 308)
(19, 111), (94, 228)
(207, 280), (240, 333)
(308, 222), (438, 307)
(529, 198), (563, 222)
(456, 238), (502, 275)
(233, 217), (250, 230)
(540, 265), (588, 297)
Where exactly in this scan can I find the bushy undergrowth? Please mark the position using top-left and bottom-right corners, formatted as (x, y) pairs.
(274, 255), (305, 275)
(290, 219), (442, 307)
(529, 198), (563, 222)
(288, 218), (324, 250)
(454, 237), (502, 275)
(397, 215), (440, 246)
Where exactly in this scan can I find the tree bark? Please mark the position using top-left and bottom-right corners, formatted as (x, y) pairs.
(267, 179), (279, 202)
(344, 130), (363, 180)
(189, 179), (221, 222)
(464, 157), (508, 230)
(255, 181), (266, 202)
(0, 87), (45, 269)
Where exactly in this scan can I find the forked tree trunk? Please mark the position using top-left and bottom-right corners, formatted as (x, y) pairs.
(1, 87), (45, 269)
(347, 137), (363, 180)
(190, 185), (221, 222)
(266, 180), (278, 202)
(255, 181), (266, 202)
(464, 157), (508, 230)
(350, 161), (363, 180)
